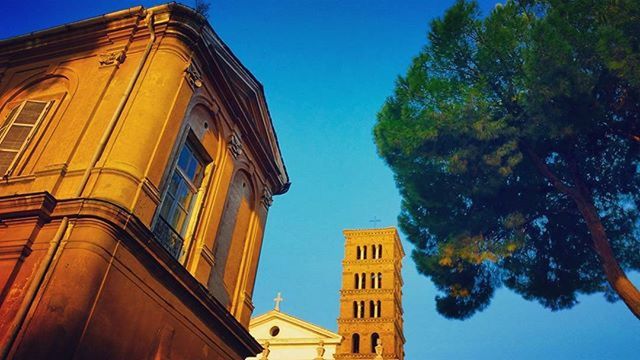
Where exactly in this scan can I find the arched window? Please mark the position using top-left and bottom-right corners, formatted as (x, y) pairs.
(371, 333), (380, 353)
(378, 244), (382, 258)
(208, 171), (255, 305)
(352, 334), (360, 353)
(154, 138), (207, 259)
(353, 301), (358, 318)
(376, 300), (382, 317)
(363, 246), (367, 259)
(359, 301), (365, 318)
(370, 273), (375, 288)
(354, 273), (359, 289)
(361, 273), (366, 289)
(356, 246), (361, 260)
(369, 300), (375, 317)
(378, 273), (382, 288)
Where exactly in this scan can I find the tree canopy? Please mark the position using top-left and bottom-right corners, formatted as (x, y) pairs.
(374, 0), (640, 319)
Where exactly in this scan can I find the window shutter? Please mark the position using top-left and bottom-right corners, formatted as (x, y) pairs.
(0, 100), (51, 176)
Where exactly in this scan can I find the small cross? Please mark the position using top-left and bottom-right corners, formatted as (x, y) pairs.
(273, 292), (284, 311)
(369, 216), (381, 227)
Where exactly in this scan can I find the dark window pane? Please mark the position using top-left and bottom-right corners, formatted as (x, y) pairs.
(159, 193), (176, 219)
(177, 146), (192, 173)
(167, 172), (181, 196)
(15, 101), (47, 125)
(0, 125), (32, 150)
(175, 181), (194, 210)
(0, 150), (17, 174)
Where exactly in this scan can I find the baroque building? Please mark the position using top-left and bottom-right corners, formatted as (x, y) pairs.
(0, 4), (289, 359)
(336, 228), (405, 360)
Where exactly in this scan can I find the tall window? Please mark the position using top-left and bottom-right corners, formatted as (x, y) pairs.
(369, 300), (375, 317)
(362, 246), (367, 259)
(352, 334), (360, 353)
(376, 300), (381, 317)
(0, 100), (51, 176)
(356, 246), (361, 260)
(354, 273), (360, 289)
(153, 141), (205, 259)
(359, 301), (365, 318)
(371, 273), (375, 288)
(353, 301), (358, 318)
(378, 244), (382, 258)
(371, 333), (380, 353)
(361, 272), (366, 289)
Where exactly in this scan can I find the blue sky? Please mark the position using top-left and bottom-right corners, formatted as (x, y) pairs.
(2, 1), (639, 359)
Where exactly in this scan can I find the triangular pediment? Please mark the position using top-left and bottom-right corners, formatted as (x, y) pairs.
(249, 310), (341, 344)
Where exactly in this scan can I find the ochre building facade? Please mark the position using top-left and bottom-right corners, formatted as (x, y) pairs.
(336, 228), (405, 360)
(0, 4), (289, 359)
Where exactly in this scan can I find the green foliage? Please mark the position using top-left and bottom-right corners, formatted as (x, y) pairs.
(375, 0), (640, 319)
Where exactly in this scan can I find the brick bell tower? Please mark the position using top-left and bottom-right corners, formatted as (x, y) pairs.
(335, 227), (405, 360)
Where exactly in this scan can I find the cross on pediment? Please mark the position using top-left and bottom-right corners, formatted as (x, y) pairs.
(274, 292), (284, 311)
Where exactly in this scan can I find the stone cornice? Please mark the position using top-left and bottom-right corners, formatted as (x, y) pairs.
(342, 258), (395, 266)
(337, 316), (399, 324)
(340, 289), (394, 296)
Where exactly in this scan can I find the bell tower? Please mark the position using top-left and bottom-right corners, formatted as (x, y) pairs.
(335, 227), (405, 360)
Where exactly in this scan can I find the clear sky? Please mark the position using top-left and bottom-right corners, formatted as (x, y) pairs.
(2, 1), (639, 359)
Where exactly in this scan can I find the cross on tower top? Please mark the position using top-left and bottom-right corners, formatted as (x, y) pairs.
(273, 292), (284, 311)
(369, 216), (381, 227)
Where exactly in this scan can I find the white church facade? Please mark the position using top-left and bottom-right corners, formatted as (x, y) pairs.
(247, 293), (342, 360)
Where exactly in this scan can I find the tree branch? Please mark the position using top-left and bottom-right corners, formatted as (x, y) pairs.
(520, 142), (578, 198)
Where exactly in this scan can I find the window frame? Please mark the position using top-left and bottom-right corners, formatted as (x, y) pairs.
(152, 129), (212, 262)
(0, 100), (53, 177)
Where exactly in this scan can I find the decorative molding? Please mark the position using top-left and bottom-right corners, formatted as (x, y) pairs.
(98, 51), (126, 67)
(339, 289), (394, 296)
(261, 187), (273, 209)
(337, 317), (395, 324)
(228, 132), (243, 159)
(200, 245), (215, 266)
(185, 63), (203, 89)
(343, 259), (394, 266)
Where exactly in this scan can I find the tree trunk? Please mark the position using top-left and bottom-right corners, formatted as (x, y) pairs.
(523, 144), (640, 319)
(570, 178), (640, 320)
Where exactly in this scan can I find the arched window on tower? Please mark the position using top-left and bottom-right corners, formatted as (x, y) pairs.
(352, 334), (360, 353)
(370, 273), (375, 288)
(371, 333), (380, 353)
(378, 272), (382, 288)
(354, 273), (359, 289)
(361, 273), (366, 289)
(363, 246), (367, 259)
(376, 300), (382, 317)
(356, 246), (361, 260)
(369, 300), (375, 317)
(353, 301), (358, 318)
(359, 301), (365, 318)
(371, 245), (376, 259)
(378, 244), (382, 258)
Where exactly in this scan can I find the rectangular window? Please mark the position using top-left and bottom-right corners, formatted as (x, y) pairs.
(0, 100), (51, 176)
(153, 141), (205, 259)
